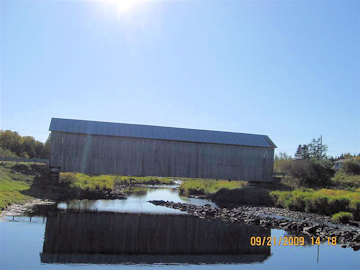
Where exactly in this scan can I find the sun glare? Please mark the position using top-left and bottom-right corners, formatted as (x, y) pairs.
(110, 0), (142, 15)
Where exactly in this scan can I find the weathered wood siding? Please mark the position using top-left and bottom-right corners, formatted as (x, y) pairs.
(50, 131), (274, 182)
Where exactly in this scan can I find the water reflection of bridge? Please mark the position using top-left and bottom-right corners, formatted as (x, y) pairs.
(41, 211), (271, 265)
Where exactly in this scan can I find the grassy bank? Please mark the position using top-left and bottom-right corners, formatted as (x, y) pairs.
(0, 162), (175, 211)
(0, 163), (38, 211)
(179, 179), (248, 196)
(270, 188), (360, 220)
(60, 173), (175, 191)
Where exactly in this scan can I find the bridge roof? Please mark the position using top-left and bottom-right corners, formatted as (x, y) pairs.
(49, 118), (276, 148)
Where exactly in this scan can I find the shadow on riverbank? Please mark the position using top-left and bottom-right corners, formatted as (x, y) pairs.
(20, 167), (126, 201)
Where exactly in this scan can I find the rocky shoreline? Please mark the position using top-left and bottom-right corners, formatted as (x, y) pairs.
(0, 199), (56, 217)
(150, 200), (360, 251)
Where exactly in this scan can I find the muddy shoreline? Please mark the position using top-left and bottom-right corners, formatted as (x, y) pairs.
(150, 200), (360, 251)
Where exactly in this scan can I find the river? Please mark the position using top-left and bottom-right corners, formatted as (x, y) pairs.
(0, 185), (359, 269)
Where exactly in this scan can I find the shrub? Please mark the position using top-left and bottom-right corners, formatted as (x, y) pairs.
(59, 173), (77, 186)
(270, 189), (360, 220)
(288, 195), (306, 212)
(331, 172), (360, 189)
(340, 160), (360, 175)
(351, 201), (360, 220)
(274, 159), (293, 173)
(305, 196), (330, 215)
(331, 212), (353, 223)
(280, 176), (302, 189)
(283, 159), (334, 188)
(328, 198), (350, 214)
(211, 187), (273, 206)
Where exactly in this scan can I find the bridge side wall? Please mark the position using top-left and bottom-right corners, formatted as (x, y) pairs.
(50, 131), (274, 182)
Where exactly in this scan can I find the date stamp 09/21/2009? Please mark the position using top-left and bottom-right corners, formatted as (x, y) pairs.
(250, 236), (337, 247)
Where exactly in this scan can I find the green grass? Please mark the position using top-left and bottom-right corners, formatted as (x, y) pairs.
(59, 173), (175, 191)
(179, 179), (248, 196)
(270, 188), (360, 220)
(115, 175), (175, 185)
(0, 163), (35, 210)
(331, 212), (354, 223)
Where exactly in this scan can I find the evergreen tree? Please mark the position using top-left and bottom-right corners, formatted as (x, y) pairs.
(308, 137), (328, 160)
(295, 137), (328, 160)
(301, 144), (310, 159)
(295, 145), (302, 159)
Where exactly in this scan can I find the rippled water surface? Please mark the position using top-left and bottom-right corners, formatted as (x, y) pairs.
(1, 186), (359, 270)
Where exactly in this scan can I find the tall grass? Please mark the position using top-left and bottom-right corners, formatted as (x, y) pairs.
(179, 179), (248, 196)
(270, 188), (360, 220)
(59, 173), (175, 191)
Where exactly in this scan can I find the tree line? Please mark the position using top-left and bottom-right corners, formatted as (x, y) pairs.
(275, 136), (360, 162)
(0, 130), (51, 159)
(274, 136), (360, 188)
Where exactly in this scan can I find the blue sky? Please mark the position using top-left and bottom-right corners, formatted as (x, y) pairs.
(1, 0), (359, 157)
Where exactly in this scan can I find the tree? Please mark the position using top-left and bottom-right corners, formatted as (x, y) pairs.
(0, 130), (50, 158)
(295, 145), (301, 159)
(308, 137), (328, 160)
(21, 136), (37, 158)
(342, 153), (353, 159)
(275, 151), (292, 162)
(35, 140), (44, 158)
(274, 152), (292, 172)
(286, 159), (334, 187)
(42, 134), (51, 158)
(0, 130), (22, 156)
(295, 144), (310, 159)
(295, 137), (328, 160)
(341, 160), (360, 175)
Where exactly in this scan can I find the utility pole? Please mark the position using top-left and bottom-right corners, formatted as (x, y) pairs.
(320, 135), (323, 161)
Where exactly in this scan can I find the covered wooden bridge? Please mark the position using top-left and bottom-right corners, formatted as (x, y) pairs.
(49, 118), (276, 182)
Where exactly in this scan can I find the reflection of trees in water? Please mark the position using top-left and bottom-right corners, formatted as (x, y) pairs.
(169, 187), (180, 194)
(122, 186), (148, 197)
